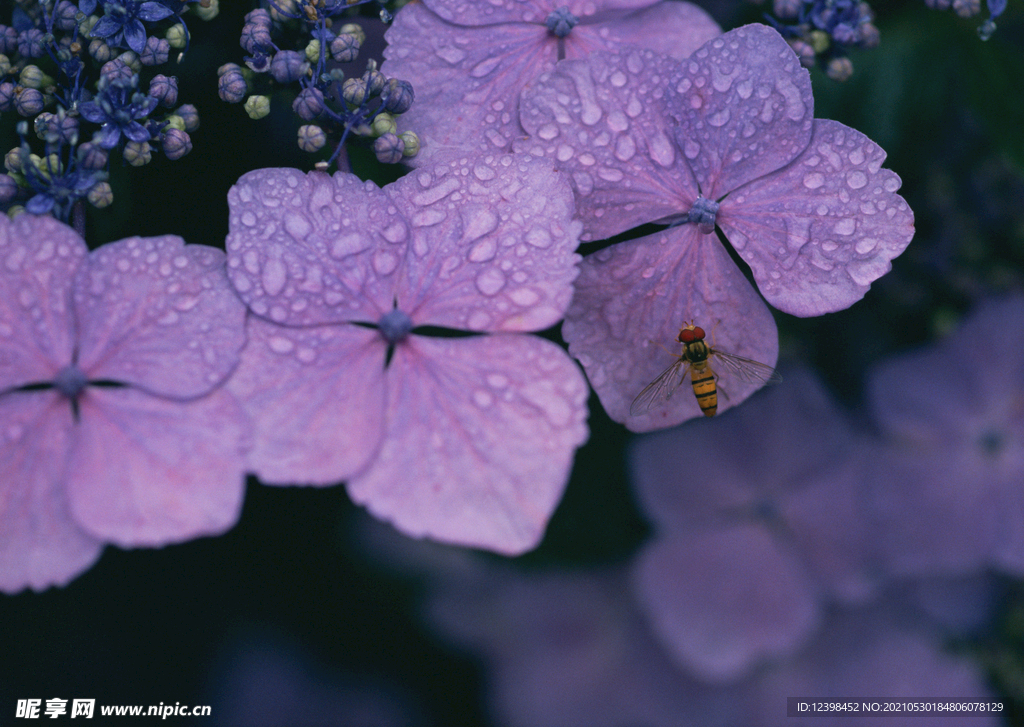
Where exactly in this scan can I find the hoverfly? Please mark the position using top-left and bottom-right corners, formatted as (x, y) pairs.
(630, 322), (782, 417)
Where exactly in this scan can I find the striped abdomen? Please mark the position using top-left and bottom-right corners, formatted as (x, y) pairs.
(689, 360), (717, 417)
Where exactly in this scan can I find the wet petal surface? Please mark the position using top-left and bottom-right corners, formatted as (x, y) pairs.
(228, 317), (386, 485)
(387, 154), (581, 332)
(563, 225), (777, 431)
(719, 120), (914, 316)
(74, 236), (246, 398)
(347, 334), (589, 555)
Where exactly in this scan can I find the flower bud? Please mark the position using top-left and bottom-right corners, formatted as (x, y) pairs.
(19, 65), (52, 90)
(297, 124), (327, 152)
(341, 77), (368, 106)
(14, 87), (45, 116)
(88, 181), (114, 208)
(270, 50), (308, 84)
(373, 132), (404, 164)
(140, 37), (170, 66)
(166, 24), (187, 49)
(0, 173), (18, 203)
(123, 141), (152, 167)
(305, 39), (321, 64)
(149, 74), (178, 107)
(244, 94), (270, 120)
(825, 56), (854, 82)
(196, 0), (218, 20)
(161, 128), (192, 160)
(176, 104), (200, 131)
(78, 142), (109, 170)
(89, 39), (113, 63)
(339, 23), (366, 46)
(371, 112), (397, 137)
(218, 66), (248, 103)
(382, 79), (414, 114)
(293, 87), (324, 120)
(330, 34), (360, 62)
(399, 131), (420, 158)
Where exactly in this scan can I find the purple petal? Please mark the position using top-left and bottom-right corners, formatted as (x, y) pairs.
(865, 447), (1003, 578)
(123, 120), (151, 143)
(0, 214), (85, 389)
(347, 334), (589, 555)
(73, 236), (246, 398)
(386, 154), (581, 332)
(567, 2), (721, 61)
(89, 14), (121, 38)
(26, 194), (56, 215)
(516, 50), (699, 241)
(227, 317), (386, 485)
(383, 4), (553, 163)
(421, 0), (557, 25)
(669, 24), (814, 200)
(139, 1), (176, 21)
(68, 387), (248, 546)
(719, 119), (914, 316)
(563, 225), (777, 432)
(226, 168), (394, 325)
(633, 524), (820, 682)
(123, 18), (147, 53)
(0, 392), (103, 593)
(78, 101), (108, 124)
(745, 607), (999, 726)
(96, 124), (122, 149)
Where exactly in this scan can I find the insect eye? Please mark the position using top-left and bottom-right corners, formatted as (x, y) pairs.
(678, 329), (696, 343)
(691, 326), (706, 340)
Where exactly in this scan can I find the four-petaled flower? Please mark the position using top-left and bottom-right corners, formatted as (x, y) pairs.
(0, 214), (250, 593)
(225, 154), (589, 554)
(381, 0), (722, 164)
(79, 74), (158, 149)
(89, 1), (176, 55)
(515, 24), (914, 431)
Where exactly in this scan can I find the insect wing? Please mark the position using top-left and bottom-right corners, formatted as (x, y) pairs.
(630, 357), (691, 416)
(707, 348), (783, 387)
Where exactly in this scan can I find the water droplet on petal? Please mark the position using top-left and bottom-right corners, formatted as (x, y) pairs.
(833, 218), (856, 236)
(847, 171), (868, 189)
(475, 267), (506, 296)
(537, 123), (559, 140)
(473, 390), (493, 408)
(267, 335), (295, 354)
(261, 258), (288, 296)
(468, 238), (497, 262)
(803, 173), (824, 190)
(372, 250), (398, 275)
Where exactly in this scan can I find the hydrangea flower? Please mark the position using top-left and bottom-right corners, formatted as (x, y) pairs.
(865, 295), (1024, 578)
(225, 154), (589, 555)
(88, 1), (176, 55)
(514, 24), (914, 431)
(743, 606), (1000, 725)
(630, 369), (880, 681)
(381, 0), (722, 164)
(0, 214), (249, 593)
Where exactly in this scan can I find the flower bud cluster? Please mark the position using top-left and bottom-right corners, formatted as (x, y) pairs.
(0, 0), (215, 224)
(227, 1), (419, 168)
(757, 0), (880, 80)
(924, 0), (1007, 40)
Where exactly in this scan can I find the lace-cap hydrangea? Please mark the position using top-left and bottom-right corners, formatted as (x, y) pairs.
(865, 295), (1024, 579)
(630, 369), (879, 681)
(225, 154), (589, 555)
(515, 24), (915, 431)
(381, 0), (722, 165)
(0, 214), (249, 593)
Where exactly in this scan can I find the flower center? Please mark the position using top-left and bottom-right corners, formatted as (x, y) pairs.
(53, 364), (88, 398)
(378, 309), (413, 343)
(546, 6), (579, 38)
(686, 196), (720, 234)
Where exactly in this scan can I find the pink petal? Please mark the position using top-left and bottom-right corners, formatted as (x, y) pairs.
(0, 391), (102, 593)
(386, 154), (581, 332)
(563, 225), (778, 432)
(226, 168), (394, 325)
(228, 316), (387, 485)
(720, 119), (914, 316)
(73, 236), (246, 398)
(633, 524), (820, 682)
(0, 214), (85, 388)
(383, 4), (554, 163)
(347, 334), (589, 555)
(568, 2), (721, 61)
(67, 387), (248, 547)
(670, 24), (814, 200)
(516, 50), (699, 241)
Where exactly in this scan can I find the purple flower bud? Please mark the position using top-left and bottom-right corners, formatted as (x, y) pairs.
(773, 0), (802, 19)
(34, 112), (59, 142)
(89, 39), (113, 63)
(176, 104), (200, 132)
(59, 114), (79, 145)
(78, 142), (109, 170)
(341, 77), (368, 105)
(826, 56), (854, 81)
(240, 21), (273, 55)
(789, 39), (816, 68)
(364, 69), (386, 96)
(149, 74), (178, 107)
(297, 124), (326, 152)
(245, 9), (273, 28)
(218, 67), (248, 103)
(382, 79), (414, 114)
(140, 36), (170, 66)
(545, 7), (579, 38)
(0, 173), (18, 203)
(292, 87), (324, 120)
(0, 25), (17, 55)
(269, 51), (308, 84)
(373, 132), (404, 164)
(0, 82), (15, 112)
(87, 181), (113, 208)
(54, 1), (80, 31)
(18, 29), (46, 58)
(123, 140), (152, 167)
(161, 128), (192, 160)
(100, 58), (134, 84)
(329, 33), (360, 62)
(953, 0), (981, 16)
(14, 87), (45, 116)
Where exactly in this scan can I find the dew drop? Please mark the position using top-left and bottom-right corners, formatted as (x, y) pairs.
(468, 238), (497, 262)
(802, 173), (824, 190)
(261, 258), (288, 296)
(284, 212), (311, 241)
(614, 135), (636, 161)
(473, 389), (493, 408)
(846, 171), (867, 190)
(537, 123), (559, 140)
(510, 287), (539, 306)
(833, 218), (856, 236)
(475, 267), (506, 296)
(372, 250), (399, 275)
(707, 109), (730, 127)
(330, 233), (371, 258)
(267, 335), (295, 354)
